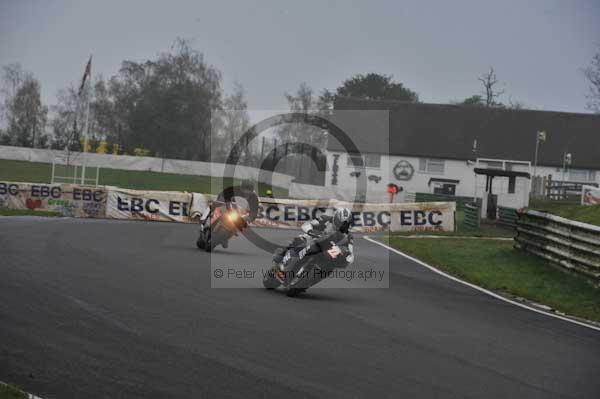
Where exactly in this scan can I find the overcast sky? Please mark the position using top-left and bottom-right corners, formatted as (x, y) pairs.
(1, 0), (599, 114)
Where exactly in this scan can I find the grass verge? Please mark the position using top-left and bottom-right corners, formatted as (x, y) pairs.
(0, 382), (28, 399)
(383, 236), (600, 322)
(390, 210), (515, 238)
(0, 208), (62, 217)
(529, 199), (600, 226)
(0, 159), (288, 197)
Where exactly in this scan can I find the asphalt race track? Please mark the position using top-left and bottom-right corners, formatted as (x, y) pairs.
(1, 217), (600, 398)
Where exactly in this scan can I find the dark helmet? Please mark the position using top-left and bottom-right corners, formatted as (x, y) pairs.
(333, 207), (352, 232)
(241, 178), (255, 192)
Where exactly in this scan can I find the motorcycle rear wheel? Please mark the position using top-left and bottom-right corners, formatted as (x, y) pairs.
(262, 275), (280, 290)
(284, 287), (305, 297)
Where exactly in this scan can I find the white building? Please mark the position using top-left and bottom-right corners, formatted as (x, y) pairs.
(316, 98), (600, 214)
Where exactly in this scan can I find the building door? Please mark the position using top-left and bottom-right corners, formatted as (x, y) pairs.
(486, 194), (498, 219)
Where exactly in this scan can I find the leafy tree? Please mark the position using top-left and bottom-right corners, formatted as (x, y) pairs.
(320, 73), (419, 108)
(584, 49), (600, 113)
(457, 95), (485, 107)
(91, 76), (119, 148)
(108, 38), (222, 159)
(0, 128), (8, 145)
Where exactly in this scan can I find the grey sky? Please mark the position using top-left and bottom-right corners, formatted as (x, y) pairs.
(1, 0), (599, 114)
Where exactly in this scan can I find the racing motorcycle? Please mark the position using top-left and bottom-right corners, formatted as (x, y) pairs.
(197, 200), (249, 252)
(262, 224), (351, 297)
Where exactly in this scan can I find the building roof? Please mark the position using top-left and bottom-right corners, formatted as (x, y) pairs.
(331, 97), (600, 170)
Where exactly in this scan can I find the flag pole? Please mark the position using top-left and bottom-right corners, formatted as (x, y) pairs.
(81, 55), (92, 185)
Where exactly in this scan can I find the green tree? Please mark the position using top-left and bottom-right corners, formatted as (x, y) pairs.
(320, 73), (419, 108)
(457, 95), (485, 107)
(109, 39), (222, 159)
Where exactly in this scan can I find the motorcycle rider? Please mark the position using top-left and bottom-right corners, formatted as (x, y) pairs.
(200, 178), (259, 248)
(273, 207), (355, 270)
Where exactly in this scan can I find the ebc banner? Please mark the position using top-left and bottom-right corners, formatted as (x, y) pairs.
(106, 187), (193, 223)
(0, 181), (106, 218)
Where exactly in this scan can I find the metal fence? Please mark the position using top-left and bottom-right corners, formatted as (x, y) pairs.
(531, 175), (598, 202)
(514, 210), (600, 281)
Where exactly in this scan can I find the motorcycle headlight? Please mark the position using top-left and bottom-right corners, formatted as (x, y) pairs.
(227, 210), (239, 222)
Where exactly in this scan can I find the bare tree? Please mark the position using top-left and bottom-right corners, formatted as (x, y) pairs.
(584, 50), (600, 113)
(51, 84), (84, 155)
(478, 67), (505, 107)
(213, 81), (251, 162)
(1, 64), (48, 147)
(0, 64), (29, 121)
(285, 82), (315, 113)
(281, 82), (327, 145)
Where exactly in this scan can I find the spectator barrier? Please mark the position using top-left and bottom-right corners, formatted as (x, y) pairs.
(0, 180), (456, 233)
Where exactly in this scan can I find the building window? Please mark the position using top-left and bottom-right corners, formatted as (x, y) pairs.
(569, 169), (596, 182)
(346, 153), (381, 169)
(485, 161), (503, 169)
(365, 154), (381, 168)
(419, 158), (445, 174)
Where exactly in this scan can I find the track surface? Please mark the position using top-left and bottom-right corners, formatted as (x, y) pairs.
(1, 217), (599, 398)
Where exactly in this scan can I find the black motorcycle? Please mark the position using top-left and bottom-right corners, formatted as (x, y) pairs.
(197, 200), (249, 252)
(263, 228), (350, 297)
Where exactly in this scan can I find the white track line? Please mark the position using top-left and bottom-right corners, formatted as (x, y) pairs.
(363, 235), (600, 333)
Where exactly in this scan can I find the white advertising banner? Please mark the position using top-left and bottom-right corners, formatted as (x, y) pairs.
(582, 185), (600, 206)
(2, 180), (455, 232)
(0, 181), (106, 218)
(253, 198), (456, 233)
(106, 187), (206, 223)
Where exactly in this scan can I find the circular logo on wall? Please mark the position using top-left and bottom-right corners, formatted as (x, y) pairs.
(393, 160), (414, 181)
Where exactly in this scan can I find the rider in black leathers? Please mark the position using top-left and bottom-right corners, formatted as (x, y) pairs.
(200, 179), (259, 248)
(273, 207), (355, 268)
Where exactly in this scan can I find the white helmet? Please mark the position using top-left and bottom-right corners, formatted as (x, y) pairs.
(333, 207), (352, 232)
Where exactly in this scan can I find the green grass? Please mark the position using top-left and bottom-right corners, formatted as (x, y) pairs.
(0, 159), (287, 197)
(0, 383), (27, 399)
(384, 236), (600, 322)
(0, 208), (62, 217)
(529, 199), (600, 226)
(390, 209), (515, 238)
